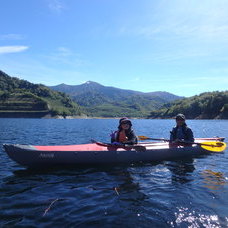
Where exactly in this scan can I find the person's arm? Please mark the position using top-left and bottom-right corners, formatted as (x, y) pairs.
(110, 131), (118, 143)
(170, 128), (175, 142)
(186, 128), (194, 142)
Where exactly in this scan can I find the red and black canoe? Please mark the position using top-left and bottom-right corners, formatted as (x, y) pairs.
(3, 137), (226, 168)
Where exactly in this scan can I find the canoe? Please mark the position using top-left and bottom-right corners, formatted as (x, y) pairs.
(3, 138), (226, 168)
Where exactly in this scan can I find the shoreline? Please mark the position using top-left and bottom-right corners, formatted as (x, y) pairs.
(0, 115), (227, 120)
(0, 112), (226, 120)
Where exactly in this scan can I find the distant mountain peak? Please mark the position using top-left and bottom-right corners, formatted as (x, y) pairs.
(85, 81), (93, 84)
(83, 81), (101, 86)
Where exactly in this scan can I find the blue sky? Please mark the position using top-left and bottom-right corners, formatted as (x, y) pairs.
(0, 0), (228, 97)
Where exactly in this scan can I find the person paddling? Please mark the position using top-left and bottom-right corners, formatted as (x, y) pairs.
(170, 114), (194, 143)
(111, 117), (138, 145)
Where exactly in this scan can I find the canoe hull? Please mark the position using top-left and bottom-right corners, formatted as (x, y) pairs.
(3, 142), (211, 168)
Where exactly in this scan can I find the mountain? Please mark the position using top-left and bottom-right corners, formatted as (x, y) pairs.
(0, 70), (82, 118)
(2, 70), (226, 119)
(50, 81), (183, 117)
(148, 91), (228, 119)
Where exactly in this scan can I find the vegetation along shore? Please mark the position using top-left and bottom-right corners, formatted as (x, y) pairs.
(0, 70), (227, 119)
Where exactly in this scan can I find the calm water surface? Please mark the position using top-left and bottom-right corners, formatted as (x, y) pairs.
(0, 119), (228, 227)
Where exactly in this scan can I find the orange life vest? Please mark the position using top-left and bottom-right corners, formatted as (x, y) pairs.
(118, 130), (128, 142)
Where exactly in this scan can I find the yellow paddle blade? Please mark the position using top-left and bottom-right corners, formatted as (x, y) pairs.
(138, 136), (150, 140)
(200, 141), (226, 152)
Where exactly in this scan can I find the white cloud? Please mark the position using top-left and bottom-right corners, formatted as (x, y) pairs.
(57, 47), (72, 57)
(43, 47), (89, 68)
(0, 46), (29, 54)
(48, 0), (65, 13)
(116, 0), (228, 44)
(130, 77), (141, 82)
(0, 56), (86, 86)
(0, 34), (25, 40)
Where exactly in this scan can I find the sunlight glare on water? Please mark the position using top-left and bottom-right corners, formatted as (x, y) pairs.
(174, 207), (220, 228)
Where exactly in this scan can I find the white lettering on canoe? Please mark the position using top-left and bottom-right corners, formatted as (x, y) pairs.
(39, 153), (54, 158)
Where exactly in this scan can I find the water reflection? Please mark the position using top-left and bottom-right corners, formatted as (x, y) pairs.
(165, 159), (195, 184)
(1, 165), (148, 226)
(9, 165), (147, 201)
(201, 169), (227, 190)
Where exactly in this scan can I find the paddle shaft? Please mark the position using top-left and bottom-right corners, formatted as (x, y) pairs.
(138, 136), (224, 148)
(140, 137), (225, 142)
(179, 141), (224, 148)
(138, 136), (169, 141)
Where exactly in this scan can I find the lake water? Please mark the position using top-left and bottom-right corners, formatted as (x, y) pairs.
(0, 118), (228, 227)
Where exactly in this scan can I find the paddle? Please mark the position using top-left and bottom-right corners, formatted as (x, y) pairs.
(91, 139), (146, 152)
(138, 136), (169, 142)
(138, 135), (225, 142)
(138, 136), (226, 152)
(193, 141), (226, 152)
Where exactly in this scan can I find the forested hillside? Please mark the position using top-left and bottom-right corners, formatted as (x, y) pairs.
(50, 81), (182, 117)
(148, 91), (228, 119)
(2, 70), (226, 119)
(0, 70), (82, 118)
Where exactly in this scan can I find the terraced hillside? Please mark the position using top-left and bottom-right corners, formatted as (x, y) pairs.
(0, 70), (82, 118)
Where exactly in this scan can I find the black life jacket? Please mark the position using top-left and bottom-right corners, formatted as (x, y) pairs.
(171, 125), (190, 140)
